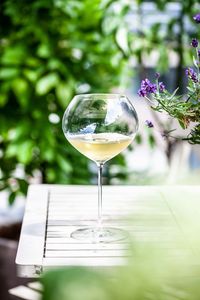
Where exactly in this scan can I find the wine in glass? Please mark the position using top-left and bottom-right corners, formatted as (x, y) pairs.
(62, 93), (138, 242)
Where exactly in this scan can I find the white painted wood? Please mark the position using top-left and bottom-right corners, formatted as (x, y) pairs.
(9, 282), (42, 300)
(45, 249), (130, 257)
(43, 256), (126, 267)
(47, 217), (176, 226)
(16, 185), (49, 277)
(45, 243), (129, 250)
(16, 185), (200, 277)
(45, 235), (182, 245)
(27, 282), (43, 292)
(47, 224), (176, 232)
(9, 286), (41, 300)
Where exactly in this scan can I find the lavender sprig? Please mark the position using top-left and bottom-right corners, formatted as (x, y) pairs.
(191, 38), (198, 48)
(137, 14), (200, 143)
(193, 13), (200, 24)
(138, 36), (200, 137)
(138, 78), (165, 98)
(185, 67), (198, 83)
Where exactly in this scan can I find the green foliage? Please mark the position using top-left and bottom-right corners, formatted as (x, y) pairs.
(187, 124), (200, 144)
(42, 267), (111, 300)
(41, 241), (200, 300)
(154, 91), (200, 129)
(0, 0), (130, 201)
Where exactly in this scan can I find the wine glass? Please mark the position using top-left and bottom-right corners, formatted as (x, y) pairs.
(62, 94), (138, 242)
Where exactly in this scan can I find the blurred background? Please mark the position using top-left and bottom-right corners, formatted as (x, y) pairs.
(1, 0), (200, 202)
(0, 0), (200, 209)
(0, 0), (200, 299)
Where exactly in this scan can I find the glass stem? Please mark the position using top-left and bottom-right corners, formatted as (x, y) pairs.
(97, 163), (104, 228)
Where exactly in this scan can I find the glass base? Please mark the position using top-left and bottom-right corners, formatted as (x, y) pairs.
(70, 227), (128, 243)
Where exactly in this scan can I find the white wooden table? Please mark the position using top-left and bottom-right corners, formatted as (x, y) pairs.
(16, 185), (200, 277)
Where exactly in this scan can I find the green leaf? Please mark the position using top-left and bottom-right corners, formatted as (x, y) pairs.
(36, 73), (59, 95)
(1, 45), (27, 64)
(46, 168), (57, 182)
(8, 192), (16, 206)
(23, 69), (39, 82)
(12, 78), (29, 108)
(41, 147), (55, 162)
(6, 144), (19, 157)
(148, 134), (156, 149)
(18, 179), (28, 195)
(187, 86), (194, 93)
(0, 68), (19, 79)
(135, 134), (142, 144)
(102, 15), (120, 34)
(116, 27), (129, 56)
(12, 123), (30, 141)
(178, 119), (187, 129)
(17, 141), (34, 164)
(37, 43), (52, 58)
(56, 81), (73, 108)
(47, 59), (62, 71)
(168, 87), (179, 100)
(0, 93), (8, 106)
(57, 154), (72, 174)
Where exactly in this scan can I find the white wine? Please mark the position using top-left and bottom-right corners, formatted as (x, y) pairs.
(67, 133), (133, 163)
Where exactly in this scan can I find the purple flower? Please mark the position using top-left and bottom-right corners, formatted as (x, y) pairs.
(138, 89), (147, 97)
(193, 13), (200, 23)
(155, 72), (160, 79)
(138, 77), (162, 97)
(149, 83), (157, 93)
(185, 68), (198, 83)
(145, 120), (154, 128)
(159, 82), (165, 92)
(198, 49), (200, 58)
(191, 38), (198, 48)
(140, 79), (151, 95)
(141, 79), (151, 90)
(140, 78), (157, 95)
